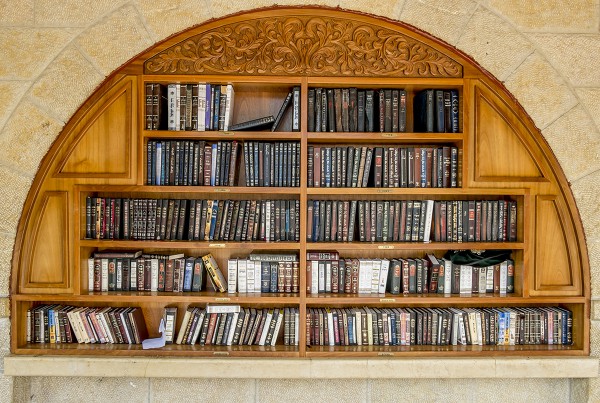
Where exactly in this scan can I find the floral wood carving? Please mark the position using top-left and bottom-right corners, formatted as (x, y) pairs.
(144, 16), (463, 77)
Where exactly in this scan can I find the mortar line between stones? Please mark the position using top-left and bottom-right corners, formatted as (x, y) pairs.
(0, 162), (34, 181)
(71, 41), (107, 79)
(499, 48), (535, 83)
(129, 1), (159, 44)
(396, 0), (407, 19)
(453, 2), (481, 46)
(570, 166), (600, 185)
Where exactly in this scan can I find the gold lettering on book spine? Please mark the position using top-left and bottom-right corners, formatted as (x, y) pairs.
(145, 16), (462, 77)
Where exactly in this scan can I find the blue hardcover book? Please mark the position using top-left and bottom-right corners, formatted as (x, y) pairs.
(182, 257), (194, 292)
(205, 84), (212, 130)
(347, 312), (355, 345)
(269, 262), (278, 293)
(389, 310), (397, 346)
(312, 201), (320, 242)
(450, 90), (459, 133)
(212, 85), (221, 131)
(209, 200), (219, 240)
(324, 147), (332, 187)
(210, 143), (217, 186)
(261, 261), (271, 293)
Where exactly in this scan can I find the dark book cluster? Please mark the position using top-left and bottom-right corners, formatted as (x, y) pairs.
(85, 197), (300, 242)
(308, 145), (460, 188)
(308, 87), (407, 132)
(307, 252), (515, 295)
(305, 306), (572, 347)
(432, 200), (518, 243)
(307, 199), (517, 243)
(146, 140), (240, 186)
(227, 253), (299, 293)
(27, 305), (148, 345)
(413, 89), (460, 133)
(243, 141), (300, 187)
(172, 305), (299, 346)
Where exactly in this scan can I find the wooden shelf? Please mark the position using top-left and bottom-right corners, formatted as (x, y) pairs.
(79, 240), (301, 249)
(306, 187), (526, 196)
(143, 130), (302, 141)
(304, 294), (586, 305)
(14, 293), (301, 304)
(306, 242), (525, 250)
(307, 132), (463, 144)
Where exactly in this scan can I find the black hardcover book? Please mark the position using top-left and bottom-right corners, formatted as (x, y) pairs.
(399, 90), (407, 132)
(391, 89), (399, 132)
(384, 89), (392, 132)
(333, 88), (343, 132)
(272, 90), (293, 132)
(229, 115), (275, 131)
(451, 90), (459, 133)
(349, 87), (358, 132)
(326, 89), (335, 132)
(308, 89), (315, 132)
(435, 90), (445, 133)
(414, 89), (434, 132)
(357, 90), (365, 132)
(365, 90), (375, 132)
(315, 88), (322, 132)
(292, 86), (301, 132)
(341, 88), (350, 132)
(378, 90), (385, 132)
(321, 88), (328, 132)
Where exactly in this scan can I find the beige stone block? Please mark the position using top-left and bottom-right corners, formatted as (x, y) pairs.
(258, 379), (367, 403)
(472, 379), (569, 402)
(588, 376), (600, 402)
(29, 377), (149, 403)
(76, 5), (152, 76)
(593, 299), (600, 320)
(12, 377), (31, 403)
(0, 99), (63, 175)
(0, 233), (15, 296)
(0, 81), (27, 130)
(0, 172), (32, 236)
(30, 46), (103, 123)
(591, 320), (600, 357)
(0, 28), (78, 80)
(570, 378), (589, 403)
(484, 0), (599, 32)
(339, 0), (403, 19)
(586, 238), (600, 297)
(371, 378), (471, 402)
(504, 52), (577, 130)
(0, 0), (33, 26)
(400, 0), (477, 45)
(0, 298), (8, 317)
(0, 376), (13, 403)
(152, 378), (254, 402)
(572, 169), (600, 239)
(134, 0), (212, 40)
(541, 105), (600, 181)
(456, 7), (534, 81)
(529, 34), (600, 87)
(576, 88), (600, 131)
(34, 0), (126, 27)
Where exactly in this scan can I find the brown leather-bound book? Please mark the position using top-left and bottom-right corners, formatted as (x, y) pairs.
(334, 88), (343, 132)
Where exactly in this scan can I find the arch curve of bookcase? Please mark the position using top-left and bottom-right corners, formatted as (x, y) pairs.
(10, 6), (590, 355)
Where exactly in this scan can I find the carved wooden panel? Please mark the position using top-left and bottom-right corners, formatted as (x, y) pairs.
(533, 195), (581, 295)
(473, 86), (546, 182)
(144, 15), (462, 77)
(55, 79), (133, 178)
(21, 191), (70, 293)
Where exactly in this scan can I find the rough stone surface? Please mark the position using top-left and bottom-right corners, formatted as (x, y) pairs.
(0, 318), (9, 371)
(591, 320), (600, 357)
(0, 233), (15, 296)
(258, 379), (367, 403)
(0, 28), (78, 80)
(0, 99), (63, 175)
(152, 378), (255, 402)
(589, 377), (600, 401)
(12, 377), (31, 403)
(0, 81), (28, 131)
(0, 376), (13, 403)
(528, 34), (600, 87)
(28, 377), (149, 403)
(571, 378), (589, 403)
(0, 172), (32, 236)
(576, 88), (600, 132)
(471, 379), (569, 402)
(0, 298), (8, 317)
(76, 5), (152, 75)
(205, 0), (278, 19)
(484, 0), (600, 32)
(34, 0), (125, 27)
(572, 169), (600, 241)
(134, 0), (213, 40)
(0, 0), (33, 26)
(585, 237), (600, 297)
(504, 52), (578, 130)
(339, 0), (403, 19)
(400, 0), (477, 45)
(372, 379), (471, 402)
(456, 6), (534, 81)
(541, 105), (600, 181)
(30, 46), (104, 123)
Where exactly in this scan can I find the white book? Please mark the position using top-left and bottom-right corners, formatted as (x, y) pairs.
(318, 261), (325, 293)
(198, 83), (206, 131)
(226, 312), (239, 345)
(150, 258), (159, 292)
(359, 259), (373, 294)
(130, 260), (137, 291)
(98, 309), (114, 344)
(325, 261), (331, 293)
(486, 266), (494, 292)
(364, 307), (373, 345)
(265, 202), (271, 241)
(459, 265), (472, 294)
(227, 259), (237, 294)
(223, 84), (235, 131)
(370, 259), (381, 293)
(87, 258), (94, 292)
(210, 143), (217, 185)
(271, 308), (285, 346)
(167, 84), (178, 130)
(246, 260), (255, 292)
(378, 259), (389, 294)
(475, 311), (483, 346)
(478, 267), (487, 294)
(254, 261), (261, 292)
(176, 308), (194, 344)
(66, 308), (84, 343)
(191, 311), (205, 345)
(327, 309), (335, 346)
(206, 304), (241, 314)
(310, 261), (319, 294)
(155, 142), (162, 185)
(294, 309), (299, 346)
(259, 310), (273, 346)
(508, 310), (517, 345)
(354, 309), (362, 346)
(444, 259), (452, 295)
(116, 260), (123, 291)
(101, 259), (109, 292)
(422, 200), (434, 242)
(237, 259), (247, 293)
(500, 260), (508, 294)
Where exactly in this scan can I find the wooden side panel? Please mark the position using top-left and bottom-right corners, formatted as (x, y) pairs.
(473, 86), (546, 182)
(20, 191), (70, 293)
(533, 195), (582, 295)
(55, 78), (134, 179)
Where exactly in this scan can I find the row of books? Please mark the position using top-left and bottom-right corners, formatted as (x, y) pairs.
(306, 306), (572, 346)
(243, 141), (300, 187)
(227, 255), (299, 294)
(146, 140), (240, 186)
(306, 253), (514, 295)
(27, 305), (148, 345)
(85, 197), (301, 242)
(307, 199), (518, 243)
(168, 305), (299, 346)
(145, 83), (301, 132)
(308, 145), (459, 188)
(307, 88), (459, 133)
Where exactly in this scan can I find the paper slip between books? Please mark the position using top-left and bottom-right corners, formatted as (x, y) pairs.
(142, 318), (166, 349)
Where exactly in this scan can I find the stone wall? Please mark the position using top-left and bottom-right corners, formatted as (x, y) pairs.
(1, 0), (599, 401)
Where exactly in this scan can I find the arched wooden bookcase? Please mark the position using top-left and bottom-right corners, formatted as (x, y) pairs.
(11, 7), (589, 356)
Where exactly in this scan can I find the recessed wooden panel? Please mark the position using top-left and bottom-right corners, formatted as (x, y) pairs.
(474, 88), (545, 181)
(533, 195), (581, 295)
(56, 82), (132, 178)
(22, 191), (69, 291)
